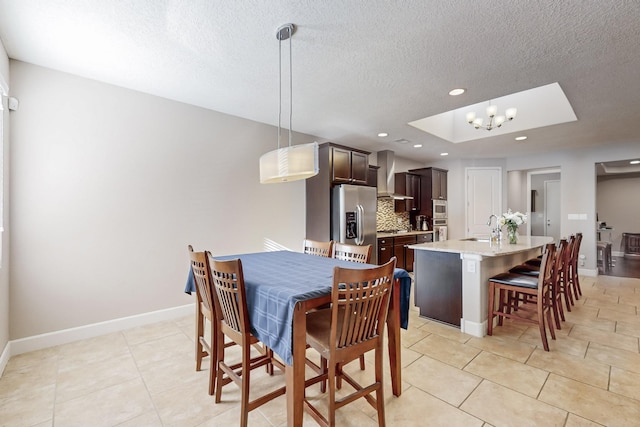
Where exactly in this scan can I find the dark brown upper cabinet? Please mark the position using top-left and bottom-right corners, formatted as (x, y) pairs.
(394, 172), (421, 212)
(409, 167), (448, 214)
(330, 146), (369, 185)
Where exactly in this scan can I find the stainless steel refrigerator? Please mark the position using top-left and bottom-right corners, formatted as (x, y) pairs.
(331, 184), (378, 264)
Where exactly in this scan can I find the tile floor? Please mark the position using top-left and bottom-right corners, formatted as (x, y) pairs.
(1, 274), (639, 426)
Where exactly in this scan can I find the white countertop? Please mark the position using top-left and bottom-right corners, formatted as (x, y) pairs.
(377, 230), (435, 238)
(409, 235), (553, 257)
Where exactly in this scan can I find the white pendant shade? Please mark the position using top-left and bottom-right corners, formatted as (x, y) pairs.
(260, 142), (319, 183)
(260, 24), (320, 184)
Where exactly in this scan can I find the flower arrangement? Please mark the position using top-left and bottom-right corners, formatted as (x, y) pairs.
(498, 209), (527, 244)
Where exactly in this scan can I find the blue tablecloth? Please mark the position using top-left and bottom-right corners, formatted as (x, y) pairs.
(185, 250), (411, 365)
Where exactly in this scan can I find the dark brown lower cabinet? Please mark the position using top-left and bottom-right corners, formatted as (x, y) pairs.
(378, 237), (393, 265)
(378, 233), (434, 272)
(393, 235), (414, 272)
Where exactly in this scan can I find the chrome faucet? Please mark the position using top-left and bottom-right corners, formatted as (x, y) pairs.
(487, 214), (500, 241)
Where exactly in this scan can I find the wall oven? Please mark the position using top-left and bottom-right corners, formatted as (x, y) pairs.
(432, 218), (447, 227)
(433, 199), (447, 219)
(432, 218), (447, 241)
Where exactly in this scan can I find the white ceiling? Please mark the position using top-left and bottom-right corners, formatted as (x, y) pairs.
(0, 0), (639, 163)
(408, 82), (578, 144)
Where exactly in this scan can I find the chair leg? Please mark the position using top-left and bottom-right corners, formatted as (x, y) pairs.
(214, 328), (225, 403)
(195, 303), (204, 371)
(208, 319), (217, 396)
(537, 307), (550, 352)
(546, 306), (556, 341)
(266, 347), (274, 375)
(487, 282), (495, 336)
(240, 342), (251, 427)
(573, 268), (582, 297)
(328, 362), (338, 427)
(497, 288), (505, 327)
(359, 354), (366, 370)
(551, 287), (562, 330)
(374, 346), (386, 427)
(321, 356), (327, 393)
(562, 276), (573, 311)
(556, 293), (565, 323)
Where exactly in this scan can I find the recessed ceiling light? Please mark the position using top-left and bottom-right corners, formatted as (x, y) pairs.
(630, 160), (640, 165)
(440, 152), (449, 156)
(448, 88), (466, 96)
(377, 132), (388, 137)
(413, 144), (422, 148)
(515, 136), (527, 141)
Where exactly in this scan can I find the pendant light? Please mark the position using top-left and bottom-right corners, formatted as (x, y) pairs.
(259, 23), (319, 184)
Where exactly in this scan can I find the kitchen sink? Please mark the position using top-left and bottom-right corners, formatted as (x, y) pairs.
(461, 237), (491, 242)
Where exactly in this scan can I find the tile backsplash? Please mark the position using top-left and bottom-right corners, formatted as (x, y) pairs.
(376, 198), (410, 231)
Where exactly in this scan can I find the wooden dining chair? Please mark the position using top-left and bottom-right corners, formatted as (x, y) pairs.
(188, 245), (218, 395)
(303, 239), (334, 257)
(557, 237), (576, 312)
(568, 232), (583, 299)
(510, 239), (569, 330)
(488, 243), (557, 351)
(332, 241), (372, 372)
(210, 258), (286, 427)
(332, 242), (372, 264)
(303, 258), (396, 427)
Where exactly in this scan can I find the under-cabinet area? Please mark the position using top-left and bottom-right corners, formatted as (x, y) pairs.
(377, 231), (433, 271)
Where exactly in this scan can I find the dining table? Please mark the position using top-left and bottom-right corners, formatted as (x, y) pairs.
(184, 250), (411, 427)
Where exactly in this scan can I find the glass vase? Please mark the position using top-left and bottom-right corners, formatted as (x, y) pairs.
(507, 225), (518, 244)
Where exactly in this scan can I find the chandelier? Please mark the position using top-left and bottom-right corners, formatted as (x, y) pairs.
(465, 104), (517, 131)
(259, 23), (319, 184)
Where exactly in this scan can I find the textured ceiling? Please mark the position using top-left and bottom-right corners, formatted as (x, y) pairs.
(0, 0), (639, 164)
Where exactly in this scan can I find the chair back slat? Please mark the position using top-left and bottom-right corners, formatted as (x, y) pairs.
(210, 258), (250, 335)
(331, 259), (395, 349)
(332, 242), (372, 264)
(303, 239), (334, 257)
(554, 239), (569, 281)
(189, 246), (215, 317)
(538, 243), (557, 303)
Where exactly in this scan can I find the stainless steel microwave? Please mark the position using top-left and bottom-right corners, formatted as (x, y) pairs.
(433, 199), (447, 218)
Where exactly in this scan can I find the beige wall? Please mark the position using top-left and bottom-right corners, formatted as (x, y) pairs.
(6, 58), (640, 344)
(0, 40), (9, 358)
(506, 144), (640, 272)
(597, 174), (640, 252)
(416, 146), (640, 272)
(8, 61), (319, 339)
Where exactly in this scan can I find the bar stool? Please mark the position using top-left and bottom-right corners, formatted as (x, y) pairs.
(488, 243), (557, 351)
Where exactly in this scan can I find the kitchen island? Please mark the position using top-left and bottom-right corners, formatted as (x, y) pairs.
(409, 236), (553, 337)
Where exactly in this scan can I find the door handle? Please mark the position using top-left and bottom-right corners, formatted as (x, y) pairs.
(356, 204), (364, 245)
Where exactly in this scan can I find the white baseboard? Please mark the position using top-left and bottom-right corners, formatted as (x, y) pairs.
(461, 319), (485, 338)
(579, 267), (598, 277)
(8, 304), (194, 358)
(0, 341), (10, 378)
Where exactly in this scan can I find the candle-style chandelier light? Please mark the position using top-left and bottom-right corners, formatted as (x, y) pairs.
(465, 104), (517, 131)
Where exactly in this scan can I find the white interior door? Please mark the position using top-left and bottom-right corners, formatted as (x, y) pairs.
(544, 180), (561, 240)
(466, 168), (502, 237)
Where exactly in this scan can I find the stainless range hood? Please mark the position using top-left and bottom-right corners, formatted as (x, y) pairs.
(376, 150), (413, 200)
